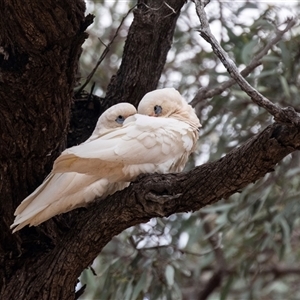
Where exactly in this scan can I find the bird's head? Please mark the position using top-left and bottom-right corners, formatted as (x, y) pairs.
(137, 88), (201, 130)
(95, 103), (137, 135)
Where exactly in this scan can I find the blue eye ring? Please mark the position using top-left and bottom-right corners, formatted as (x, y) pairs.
(115, 115), (125, 124)
(154, 105), (162, 115)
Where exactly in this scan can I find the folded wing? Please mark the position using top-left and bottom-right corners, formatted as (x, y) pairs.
(11, 103), (137, 232)
(53, 115), (197, 181)
(11, 171), (131, 232)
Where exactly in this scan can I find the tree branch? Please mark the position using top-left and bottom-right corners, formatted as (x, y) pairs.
(194, 0), (300, 125)
(68, 0), (187, 145)
(197, 216), (226, 300)
(201, 264), (300, 277)
(16, 121), (297, 297)
(77, 122), (300, 246)
(103, 0), (186, 110)
(190, 17), (297, 106)
(182, 263), (300, 299)
(3, 1), (300, 299)
(75, 5), (137, 97)
(0, 0), (92, 257)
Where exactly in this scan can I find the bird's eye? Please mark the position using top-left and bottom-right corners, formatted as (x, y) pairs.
(115, 115), (125, 124)
(154, 105), (162, 115)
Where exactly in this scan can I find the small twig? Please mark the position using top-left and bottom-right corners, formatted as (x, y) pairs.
(163, 1), (177, 18)
(164, 1), (176, 14)
(75, 5), (137, 97)
(200, 264), (300, 277)
(198, 272), (222, 300)
(139, 1), (177, 18)
(194, 0), (300, 125)
(197, 216), (227, 300)
(89, 265), (97, 276)
(75, 284), (86, 300)
(202, 219), (226, 268)
(138, 243), (221, 257)
(86, 82), (95, 104)
(129, 235), (137, 248)
(98, 37), (107, 48)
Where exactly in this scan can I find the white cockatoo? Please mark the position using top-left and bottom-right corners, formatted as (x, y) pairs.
(11, 103), (137, 233)
(52, 88), (201, 182)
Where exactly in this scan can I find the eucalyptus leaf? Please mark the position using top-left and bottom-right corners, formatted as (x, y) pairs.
(165, 264), (175, 287)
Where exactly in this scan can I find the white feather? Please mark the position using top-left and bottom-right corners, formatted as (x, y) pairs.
(12, 88), (200, 232)
(53, 89), (201, 183)
(11, 103), (136, 232)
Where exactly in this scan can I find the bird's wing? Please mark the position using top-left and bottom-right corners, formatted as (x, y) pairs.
(26, 180), (129, 229)
(14, 173), (55, 215)
(52, 115), (197, 180)
(11, 179), (130, 233)
(11, 172), (101, 232)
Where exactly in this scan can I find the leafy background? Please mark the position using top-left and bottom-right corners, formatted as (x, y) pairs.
(78, 1), (300, 299)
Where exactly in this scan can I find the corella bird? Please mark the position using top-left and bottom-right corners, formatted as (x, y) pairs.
(53, 88), (201, 182)
(11, 103), (137, 233)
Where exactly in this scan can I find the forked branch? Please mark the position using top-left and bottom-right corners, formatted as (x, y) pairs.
(191, 15), (297, 106)
(194, 0), (300, 125)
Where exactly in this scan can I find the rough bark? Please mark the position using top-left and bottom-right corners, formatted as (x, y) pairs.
(103, 0), (185, 109)
(3, 122), (300, 300)
(67, 93), (105, 147)
(52, 122), (300, 265)
(68, 0), (186, 145)
(0, 0), (188, 299)
(0, 0), (92, 298)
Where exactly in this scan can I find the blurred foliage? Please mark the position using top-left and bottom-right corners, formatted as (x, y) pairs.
(78, 0), (300, 299)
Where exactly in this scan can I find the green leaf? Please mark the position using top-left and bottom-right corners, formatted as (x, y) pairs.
(279, 75), (291, 98)
(241, 38), (259, 64)
(131, 270), (148, 300)
(165, 264), (175, 287)
(221, 275), (234, 300)
(124, 279), (133, 300)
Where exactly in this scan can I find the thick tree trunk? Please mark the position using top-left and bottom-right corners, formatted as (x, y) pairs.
(104, 0), (185, 109)
(0, 0), (186, 299)
(0, 0), (92, 298)
(69, 0), (186, 145)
